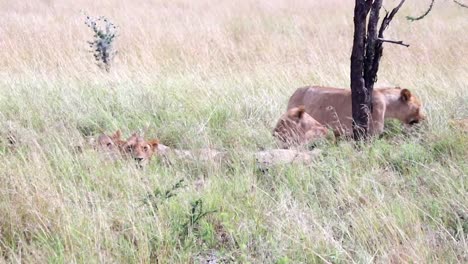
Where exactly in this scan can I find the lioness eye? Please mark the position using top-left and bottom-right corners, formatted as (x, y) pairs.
(126, 146), (132, 152)
(106, 142), (112, 147)
(144, 146), (149, 152)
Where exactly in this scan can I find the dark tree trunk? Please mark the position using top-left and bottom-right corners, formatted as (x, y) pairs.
(350, 0), (407, 140)
(364, 0), (383, 111)
(350, 0), (372, 139)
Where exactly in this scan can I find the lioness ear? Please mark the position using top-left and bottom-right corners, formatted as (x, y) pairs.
(400, 89), (412, 102)
(296, 105), (306, 119)
(148, 139), (159, 150)
(111, 130), (122, 140)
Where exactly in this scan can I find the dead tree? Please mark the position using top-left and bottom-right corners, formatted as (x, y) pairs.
(350, 0), (466, 139)
(350, 0), (408, 139)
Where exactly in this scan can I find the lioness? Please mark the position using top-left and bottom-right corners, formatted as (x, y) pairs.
(96, 130), (125, 152)
(287, 86), (425, 136)
(121, 133), (159, 167)
(273, 106), (328, 148)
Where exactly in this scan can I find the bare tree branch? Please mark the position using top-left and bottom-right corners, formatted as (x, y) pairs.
(377, 38), (410, 47)
(387, 0), (406, 23)
(406, 0), (435, 21)
(453, 0), (468, 8)
(368, 0), (406, 104)
(378, 0), (406, 39)
(407, 0), (466, 22)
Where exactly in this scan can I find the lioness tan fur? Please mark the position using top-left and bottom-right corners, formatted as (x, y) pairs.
(273, 106), (328, 148)
(121, 133), (159, 167)
(287, 86), (425, 136)
(255, 148), (322, 168)
(96, 130), (125, 152)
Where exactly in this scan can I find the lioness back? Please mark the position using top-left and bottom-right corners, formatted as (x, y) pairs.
(287, 86), (354, 135)
(286, 86), (425, 136)
(286, 86), (309, 109)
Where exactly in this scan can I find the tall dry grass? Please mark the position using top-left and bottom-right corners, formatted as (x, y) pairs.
(0, 0), (467, 263)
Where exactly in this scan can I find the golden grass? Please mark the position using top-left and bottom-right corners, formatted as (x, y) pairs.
(0, 0), (467, 263)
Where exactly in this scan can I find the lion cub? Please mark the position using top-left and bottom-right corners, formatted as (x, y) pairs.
(273, 106), (328, 148)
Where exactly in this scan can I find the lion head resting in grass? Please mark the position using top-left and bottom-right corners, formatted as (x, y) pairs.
(287, 86), (425, 136)
(121, 133), (159, 167)
(96, 130), (125, 152)
(273, 106), (328, 148)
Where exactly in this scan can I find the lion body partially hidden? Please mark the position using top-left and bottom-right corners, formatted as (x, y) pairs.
(273, 106), (328, 148)
(287, 86), (425, 136)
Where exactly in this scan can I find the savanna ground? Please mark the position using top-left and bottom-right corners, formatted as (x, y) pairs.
(0, 0), (467, 263)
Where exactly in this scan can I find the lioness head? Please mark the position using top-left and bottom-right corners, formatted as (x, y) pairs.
(96, 130), (125, 152)
(273, 106), (328, 148)
(121, 133), (159, 167)
(395, 88), (426, 126)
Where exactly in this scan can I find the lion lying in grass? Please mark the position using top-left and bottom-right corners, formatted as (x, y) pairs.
(95, 131), (159, 167)
(93, 130), (321, 168)
(96, 130), (125, 152)
(273, 106), (328, 148)
(120, 133), (159, 167)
